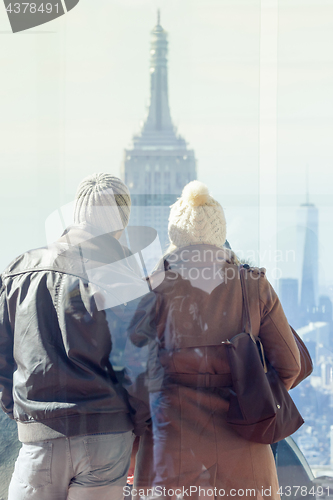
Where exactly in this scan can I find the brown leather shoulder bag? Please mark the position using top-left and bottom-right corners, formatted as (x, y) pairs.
(224, 266), (304, 444)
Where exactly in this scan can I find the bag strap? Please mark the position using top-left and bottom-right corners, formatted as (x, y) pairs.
(240, 266), (267, 370)
(239, 266), (252, 335)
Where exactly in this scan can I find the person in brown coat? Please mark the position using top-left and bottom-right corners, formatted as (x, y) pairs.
(131, 181), (301, 500)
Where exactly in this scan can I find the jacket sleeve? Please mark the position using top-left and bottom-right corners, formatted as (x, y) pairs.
(109, 292), (161, 436)
(0, 278), (15, 418)
(258, 272), (301, 390)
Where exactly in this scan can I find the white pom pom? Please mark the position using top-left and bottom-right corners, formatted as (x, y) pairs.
(181, 181), (210, 207)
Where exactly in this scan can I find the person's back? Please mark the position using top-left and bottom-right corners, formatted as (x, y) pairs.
(0, 173), (151, 500)
(133, 181), (301, 500)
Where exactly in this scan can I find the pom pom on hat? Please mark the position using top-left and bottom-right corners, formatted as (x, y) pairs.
(168, 180), (227, 248)
(182, 181), (210, 207)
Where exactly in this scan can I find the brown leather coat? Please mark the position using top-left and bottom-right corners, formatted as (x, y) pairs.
(134, 245), (301, 500)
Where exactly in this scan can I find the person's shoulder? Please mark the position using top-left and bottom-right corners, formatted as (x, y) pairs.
(242, 265), (279, 307)
(147, 256), (184, 293)
(242, 264), (266, 277)
(241, 265), (267, 289)
(1, 248), (41, 276)
(2, 243), (67, 278)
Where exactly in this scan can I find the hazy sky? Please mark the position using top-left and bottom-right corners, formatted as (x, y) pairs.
(1, 0), (333, 296)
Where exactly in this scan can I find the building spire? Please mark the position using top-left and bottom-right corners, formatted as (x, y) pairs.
(141, 13), (173, 132)
(301, 165), (314, 207)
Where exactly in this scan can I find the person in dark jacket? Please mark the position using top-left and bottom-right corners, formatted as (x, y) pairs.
(0, 173), (155, 500)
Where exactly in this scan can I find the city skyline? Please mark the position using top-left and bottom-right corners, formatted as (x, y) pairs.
(1, 0), (333, 483)
(1, 1), (333, 293)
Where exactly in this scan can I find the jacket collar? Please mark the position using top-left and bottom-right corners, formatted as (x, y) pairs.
(4, 224), (131, 279)
(58, 223), (128, 265)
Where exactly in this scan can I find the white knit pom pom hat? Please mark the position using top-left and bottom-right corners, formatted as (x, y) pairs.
(168, 181), (227, 248)
(74, 173), (131, 233)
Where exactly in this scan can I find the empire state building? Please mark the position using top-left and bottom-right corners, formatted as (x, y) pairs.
(121, 13), (197, 250)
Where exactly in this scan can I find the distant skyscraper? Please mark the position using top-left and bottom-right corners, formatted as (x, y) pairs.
(121, 12), (197, 250)
(297, 191), (319, 319)
(279, 278), (299, 326)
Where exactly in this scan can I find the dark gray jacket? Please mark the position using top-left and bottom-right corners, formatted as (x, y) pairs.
(0, 224), (155, 442)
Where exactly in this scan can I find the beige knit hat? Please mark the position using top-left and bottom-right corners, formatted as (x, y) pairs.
(74, 173), (131, 233)
(168, 181), (227, 248)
